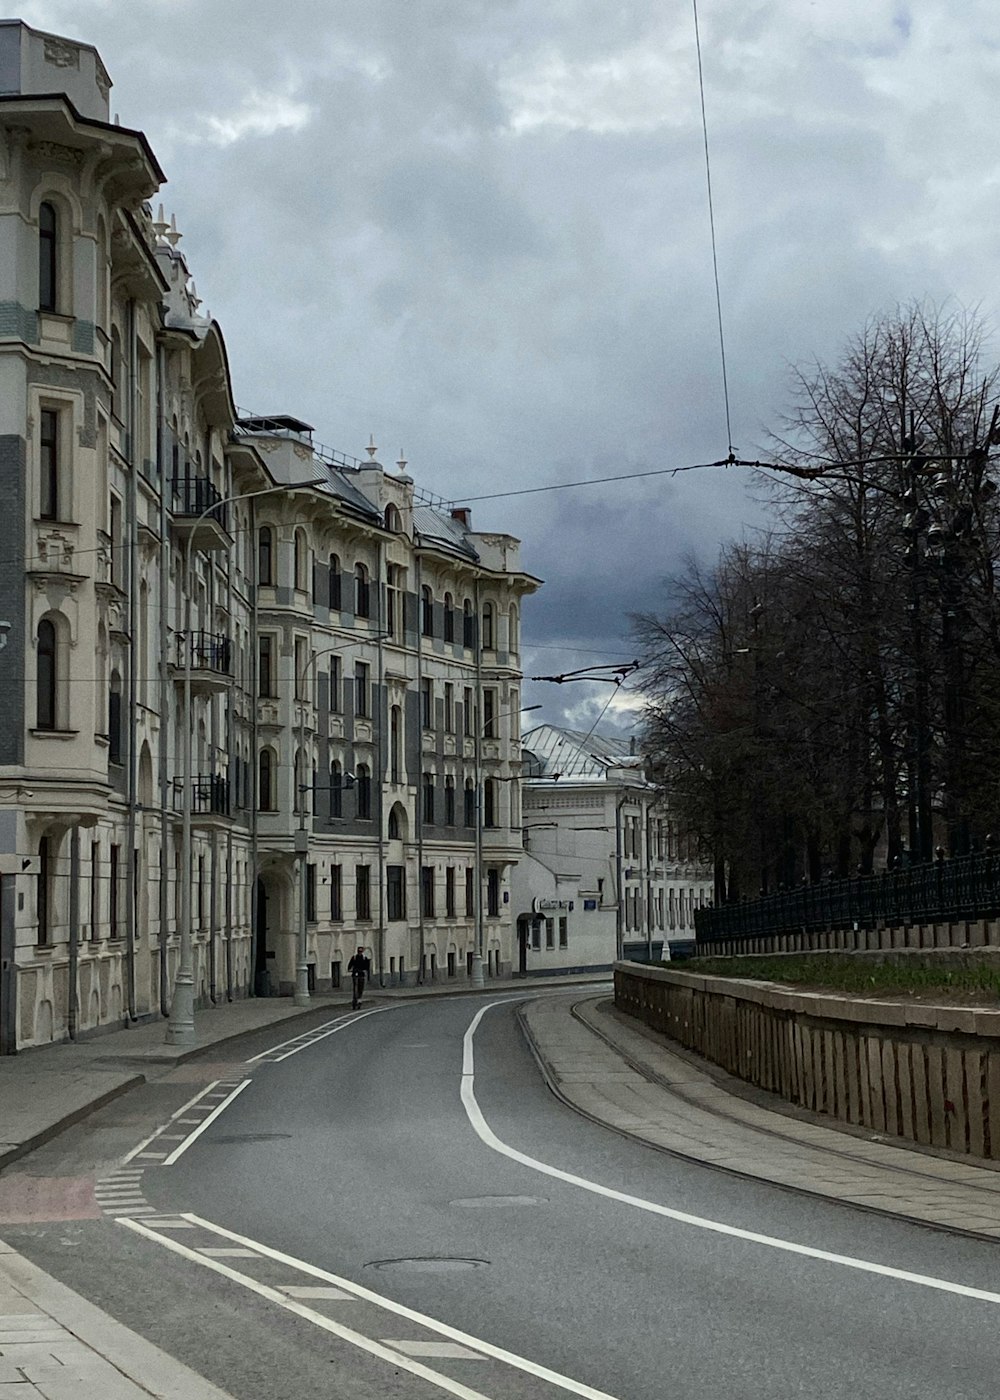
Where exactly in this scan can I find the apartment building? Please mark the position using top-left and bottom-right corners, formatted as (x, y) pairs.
(0, 21), (539, 1050)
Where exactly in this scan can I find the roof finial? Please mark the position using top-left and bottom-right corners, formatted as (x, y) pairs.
(366, 434), (378, 461)
(153, 204), (169, 239)
(396, 449), (407, 473)
(165, 212), (181, 248)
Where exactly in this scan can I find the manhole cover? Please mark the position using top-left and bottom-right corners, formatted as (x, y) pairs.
(450, 1196), (546, 1208)
(365, 1257), (489, 1274)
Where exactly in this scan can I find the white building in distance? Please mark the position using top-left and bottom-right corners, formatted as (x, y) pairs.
(510, 726), (713, 975)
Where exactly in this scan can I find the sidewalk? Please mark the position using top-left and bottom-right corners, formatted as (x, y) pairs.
(521, 994), (1000, 1242)
(0, 972), (610, 1174)
(0, 1240), (235, 1398)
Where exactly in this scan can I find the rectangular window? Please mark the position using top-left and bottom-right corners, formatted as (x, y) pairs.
(445, 777), (456, 826)
(545, 916), (554, 949)
(387, 865), (406, 921)
(483, 688), (496, 739)
(258, 636), (274, 698)
(463, 687), (474, 737)
(110, 493), (122, 585)
(465, 866), (474, 917)
(37, 837), (50, 946)
(356, 864), (371, 921)
(329, 656), (340, 713)
(559, 916), (568, 948)
(110, 844), (121, 939)
(354, 662), (369, 717)
(422, 772), (435, 825)
(484, 780), (497, 829)
(421, 865), (435, 917)
(531, 919), (541, 950)
(306, 863), (317, 923)
(421, 677), (433, 729)
(464, 782), (475, 828)
(329, 557), (342, 610)
(444, 682), (454, 733)
(488, 868), (500, 918)
(446, 866), (456, 917)
(356, 766), (371, 821)
(90, 840), (99, 938)
(330, 865), (342, 920)
(40, 408), (59, 520)
(294, 637), (308, 699)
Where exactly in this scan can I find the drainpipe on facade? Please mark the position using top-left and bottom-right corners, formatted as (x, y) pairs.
(414, 554), (425, 986)
(376, 536), (386, 988)
(249, 498), (260, 996)
(155, 342), (169, 1016)
(123, 297), (139, 1022)
(67, 827), (80, 1039)
(615, 792), (627, 962)
(225, 828), (234, 1000)
(471, 574), (485, 987)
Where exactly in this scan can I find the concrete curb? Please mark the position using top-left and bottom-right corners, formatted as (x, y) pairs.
(0, 1240), (237, 1398)
(517, 995), (1000, 1246)
(0, 1073), (145, 1176)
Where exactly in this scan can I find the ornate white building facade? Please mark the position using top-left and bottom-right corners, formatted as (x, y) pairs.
(0, 21), (539, 1050)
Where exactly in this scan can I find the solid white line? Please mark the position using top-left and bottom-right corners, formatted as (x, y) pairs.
(461, 1001), (1000, 1306)
(121, 1082), (223, 1164)
(246, 1006), (389, 1064)
(160, 1081), (251, 1166)
(174, 1212), (621, 1400)
(118, 1218), (496, 1400)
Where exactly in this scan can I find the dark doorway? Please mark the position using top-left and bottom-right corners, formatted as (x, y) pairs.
(0, 875), (15, 1053)
(517, 916), (529, 976)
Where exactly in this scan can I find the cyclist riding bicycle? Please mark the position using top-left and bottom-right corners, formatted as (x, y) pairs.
(347, 946), (371, 1009)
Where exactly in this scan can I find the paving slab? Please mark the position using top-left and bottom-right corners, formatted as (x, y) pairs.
(521, 994), (1000, 1242)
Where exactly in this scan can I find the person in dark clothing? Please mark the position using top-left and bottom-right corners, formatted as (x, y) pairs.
(347, 946), (371, 1008)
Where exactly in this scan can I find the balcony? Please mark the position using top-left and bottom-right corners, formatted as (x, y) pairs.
(169, 474), (231, 550)
(172, 631), (233, 693)
(173, 773), (231, 824)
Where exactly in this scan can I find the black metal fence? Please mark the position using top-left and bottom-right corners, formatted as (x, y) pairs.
(188, 630), (232, 676)
(695, 846), (1000, 946)
(173, 774), (230, 817)
(171, 473), (228, 529)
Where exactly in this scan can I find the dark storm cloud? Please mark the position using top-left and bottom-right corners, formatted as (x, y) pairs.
(20, 0), (1000, 731)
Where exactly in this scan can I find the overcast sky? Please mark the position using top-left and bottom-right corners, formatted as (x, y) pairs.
(19, 0), (1000, 732)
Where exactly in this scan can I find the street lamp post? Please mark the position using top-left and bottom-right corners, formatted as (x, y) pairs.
(470, 702), (540, 988)
(167, 477), (321, 1046)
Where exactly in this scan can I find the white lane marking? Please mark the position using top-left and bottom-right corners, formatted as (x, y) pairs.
(151, 1212), (621, 1400)
(282, 1286), (354, 1300)
(122, 1082), (223, 1164)
(118, 1219), (497, 1400)
(160, 1081), (251, 1166)
(246, 1006), (389, 1063)
(462, 1001), (1000, 1306)
(386, 1341), (484, 1359)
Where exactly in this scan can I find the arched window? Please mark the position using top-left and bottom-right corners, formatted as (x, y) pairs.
(36, 619), (57, 730)
(443, 592), (454, 643)
(38, 202), (57, 312)
(258, 749), (275, 811)
(390, 705), (402, 784)
(422, 771), (435, 825)
(464, 778), (475, 828)
(293, 748), (306, 814)
(384, 503), (402, 532)
(330, 760), (343, 819)
(388, 806), (400, 840)
(356, 763), (371, 820)
(421, 585), (434, 637)
(328, 553), (341, 610)
(482, 601), (495, 651)
(509, 603), (519, 654)
(109, 670), (123, 765)
(355, 563), (370, 618)
(294, 529), (308, 592)
(463, 598), (475, 648)
(257, 526), (273, 586)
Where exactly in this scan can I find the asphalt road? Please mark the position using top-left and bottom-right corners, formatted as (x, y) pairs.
(5, 991), (1000, 1400)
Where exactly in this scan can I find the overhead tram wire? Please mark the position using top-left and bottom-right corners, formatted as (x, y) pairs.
(692, 0), (735, 460)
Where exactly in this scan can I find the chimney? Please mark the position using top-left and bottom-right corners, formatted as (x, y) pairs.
(451, 507), (471, 528)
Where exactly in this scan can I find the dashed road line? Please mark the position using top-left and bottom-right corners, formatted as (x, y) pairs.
(245, 1006), (389, 1064)
(118, 1212), (621, 1400)
(160, 1081), (251, 1165)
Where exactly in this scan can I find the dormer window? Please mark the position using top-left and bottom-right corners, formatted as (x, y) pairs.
(385, 503), (402, 533)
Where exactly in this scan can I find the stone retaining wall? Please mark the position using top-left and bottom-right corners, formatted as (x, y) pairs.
(614, 961), (1000, 1160)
